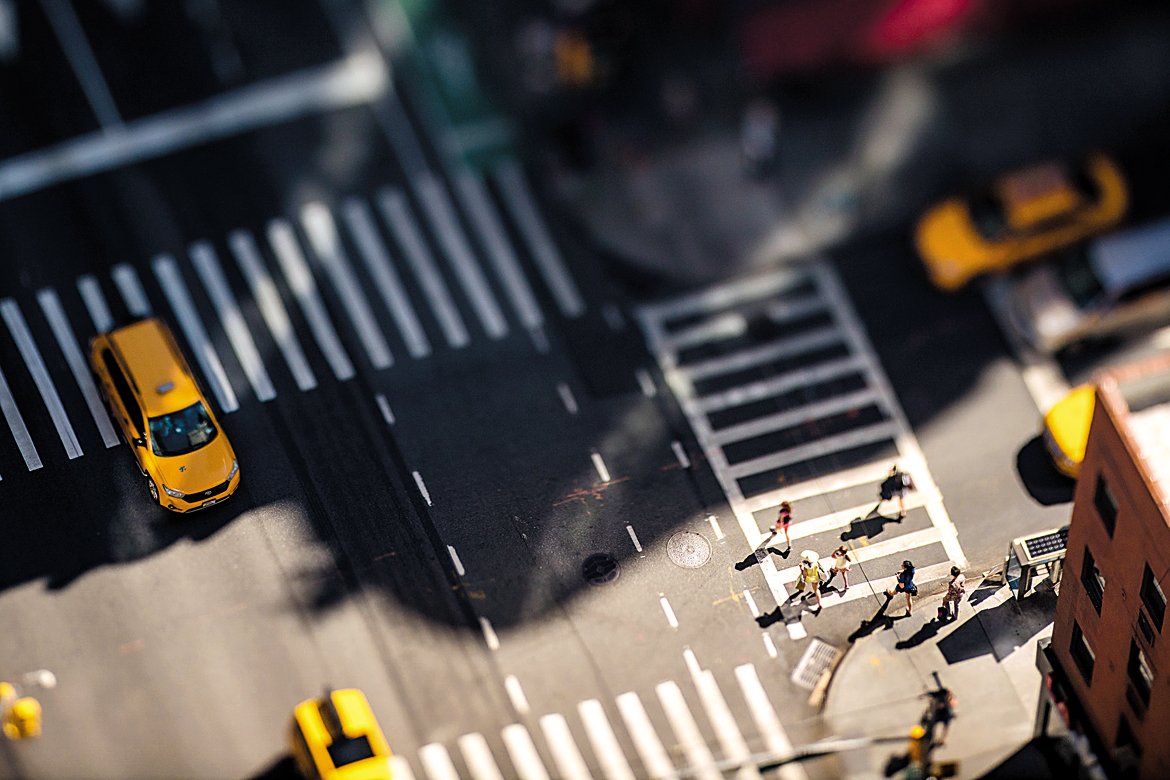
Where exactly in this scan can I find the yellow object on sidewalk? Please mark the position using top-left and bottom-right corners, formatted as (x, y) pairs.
(2, 693), (42, 740)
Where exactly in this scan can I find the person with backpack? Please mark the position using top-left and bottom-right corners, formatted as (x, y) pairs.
(885, 560), (918, 615)
(880, 464), (915, 519)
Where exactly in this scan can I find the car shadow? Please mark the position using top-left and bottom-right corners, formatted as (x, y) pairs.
(1015, 435), (1076, 506)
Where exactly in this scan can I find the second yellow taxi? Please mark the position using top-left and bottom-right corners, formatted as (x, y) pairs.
(290, 689), (393, 780)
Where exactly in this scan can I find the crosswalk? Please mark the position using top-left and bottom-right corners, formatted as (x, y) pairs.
(0, 162), (583, 482)
(637, 261), (967, 625)
(390, 653), (806, 780)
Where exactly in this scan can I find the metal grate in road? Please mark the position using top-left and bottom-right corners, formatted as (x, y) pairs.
(790, 638), (842, 690)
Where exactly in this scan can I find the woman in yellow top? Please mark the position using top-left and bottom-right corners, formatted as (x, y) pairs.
(794, 551), (824, 611)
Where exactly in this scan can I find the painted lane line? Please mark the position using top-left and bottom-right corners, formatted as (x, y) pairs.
(725, 421), (899, 480)
(447, 545), (465, 577)
(227, 230), (317, 392)
(458, 733), (506, 780)
(759, 553), (789, 611)
(111, 263), (152, 317)
(377, 188), (469, 348)
(626, 524), (643, 553)
(529, 326), (550, 354)
(36, 288), (119, 448)
(578, 699), (636, 780)
(638, 266), (809, 324)
(415, 172), (508, 340)
(501, 724), (552, 780)
(0, 361), (39, 471)
(412, 470), (432, 506)
(770, 492), (936, 548)
(591, 452), (611, 483)
(301, 202), (393, 369)
(697, 669), (760, 780)
(1, 298), (82, 459)
(494, 159), (585, 318)
(671, 440), (690, 469)
(655, 681), (719, 780)
(695, 356), (867, 414)
(707, 515), (724, 540)
(455, 170), (544, 329)
(419, 742), (461, 780)
(708, 388), (880, 446)
(734, 664), (807, 780)
(786, 623), (808, 640)
(0, 54), (388, 203)
(743, 589), (760, 618)
(557, 382), (579, 414)
(189, 241), (276, 402)
(616, 692), (676, 780)
(661, 311), (747, 353)
(341, 198), (431, 358)
(375, 393), (396, 425)
(152, 255), (239, 414)
(660, 596), (679, 629)
(682, 326), (843, 382)
(683, 648), (703, 682)
(635, 368), (657, 397)
(539, 713), (595, 780)
(390, 756), (418, 780)
(504, 675), (531, 716)
(76, 274), (113, 333)
(739, 461), (893, 515)
(601, 303), (624, 331)
(38, 0), (122, 128)
(762, 634), (778, 659)
(268, 219), (355, 381)
(479, 617), (500, 651)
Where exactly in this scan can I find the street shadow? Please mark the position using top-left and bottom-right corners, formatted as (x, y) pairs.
(840, 506), (903, 542)
(1015, 435), (1076, 506)
(848, 594), (895, 642)
(247, 755), (299, 780)
(735, 546), (790, 570)
(939, 585), (1058, 664)
(895, 616), (945, 649)
(967, 580), (1002, 608)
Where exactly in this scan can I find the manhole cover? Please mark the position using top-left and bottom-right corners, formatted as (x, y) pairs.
(582, 553), (620, 585)
(667, 532), (711, 568)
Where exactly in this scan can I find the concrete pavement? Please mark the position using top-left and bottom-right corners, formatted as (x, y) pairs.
(823, 577), (1057, 779)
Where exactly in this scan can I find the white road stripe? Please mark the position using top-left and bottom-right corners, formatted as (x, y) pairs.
(743, 589), (760, 618)
(724, 420), (899, 479)
(766, 294), (828, 324)
(697, 669), (760, 780)
(694, 356), (866, 413)
(151, 254), (239, 413)
(776, 527), (943, 583)
(227, 229), (317, 392)
(376, 393), (396, 425)
(655, 681), (719, 780)
(671, 440), (691, 469)
(661, 312), (747, 352)
(504, 675), (531, 715)
(0, 54), (388, 202)
(615, 692), (676, 780)
(786, 623), (807, 640)
(415, 172), (508, 339)
(591, 451), (611, 483)
(459, 733), (506, 780)
(635, 368), (657, 397)
(300, 202), (393, 369)
(378, 188), (470, 348)
(708, 388), (880, 446)
(189, 241), (276, 402)
(390, 756), (418, 780)
(758, 548), (789, 609)
(0, 361), (39, 471)
(38, 0), (122, 128)
(419, 743), (461, 780)
(501, 723), (551, 780)
(780, 560), (955, 615)
(762, 634), (778, 658)
(76, 274), (113, 333)
(36, 288), (119, 448)
(734, 665), (807, 780)
(578, 699), (636, 780)
(342, 197), (431, 358)
(638, 267), (809, 324)
(558, 382), (579, 414)
(268, 218), (355, 381)
(660, 596), (678, 629)
(771, 492), (936, 547)
(626, 524), (643, 553)
(739, 461), (892, 514)
(682, 327), (842, 382)
(479, 617), (500, 651)
(529, 325), (550, 354)
(447, 545), (465, 576)
(413, 470), (432, 506)
(455, 170), (544, 329)
(494, 159), (586, 318)
(1, 298), (82, 459)
(539, 713), (595, 780)
(111, 263), (152, 317)
(707, 515), (724, 540)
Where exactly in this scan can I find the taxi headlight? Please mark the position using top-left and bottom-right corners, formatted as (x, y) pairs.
(228, 460), (238, 480)
(162, 484), (186, 499)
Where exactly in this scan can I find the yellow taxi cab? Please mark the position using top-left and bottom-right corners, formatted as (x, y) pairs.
(89, 318), (239, 512)
(289, 689), (393, 780)
(1042, 384), (1095, 478)
(915, 153), (1127, 291)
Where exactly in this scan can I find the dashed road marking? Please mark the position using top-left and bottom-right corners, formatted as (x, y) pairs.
(375, 393), (396, 425)
(591, 451), (610, 483)
(557, 382), (579, 414)
(504, 675), (530, 716)
(660, 596), (678, 629)
(412, 470), (432, 506)
(479, 617), (500, 651)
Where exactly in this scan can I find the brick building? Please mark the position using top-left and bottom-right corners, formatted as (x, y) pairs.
(1036, 355), (1170, 779)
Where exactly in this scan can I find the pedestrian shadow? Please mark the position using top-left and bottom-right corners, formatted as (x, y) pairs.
(848, 594), (896, 642)
(895, 616), (945, 649)
(840, 504), (902, 542)
(734, 547), (790, 570)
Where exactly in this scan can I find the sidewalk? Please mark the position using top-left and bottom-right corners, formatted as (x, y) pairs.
(822, 577), (1057, 780)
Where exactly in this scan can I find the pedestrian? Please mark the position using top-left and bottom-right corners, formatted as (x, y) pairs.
(768, 500), (793, 550)
(941, 566), (965, 621)
(880, 464), (915, 519)
(793, 550), (823, 611)
(885, 560), (917, 615)
(825, 545), (852, 591)
(923, 687), (957, 745)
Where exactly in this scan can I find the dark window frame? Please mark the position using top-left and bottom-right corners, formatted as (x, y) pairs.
(1140, 565), (1166, 632)
(1070, 621), (1096, 686)
(1094, 475), (1118, 537)
(1081, 547), (1105, 614)
(1127, 640), (1153, 708)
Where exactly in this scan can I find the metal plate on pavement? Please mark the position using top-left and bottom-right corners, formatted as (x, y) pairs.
(667, 531), (711, 568)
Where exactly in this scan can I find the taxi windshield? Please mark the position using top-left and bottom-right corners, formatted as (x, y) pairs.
(149, 402), (217, 457)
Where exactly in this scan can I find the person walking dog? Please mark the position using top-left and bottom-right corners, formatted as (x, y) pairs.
(886, 560), (918, 615)
(825, 545), (853, 592)
(880, 464), (915, 519)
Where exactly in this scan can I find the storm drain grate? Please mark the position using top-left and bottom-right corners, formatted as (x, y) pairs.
(582, 553), (620, 585)
(791, 638), (842, 690)
(667, 532), (711, 568)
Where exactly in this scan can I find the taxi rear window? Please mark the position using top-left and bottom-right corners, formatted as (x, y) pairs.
(327, 735), (376, 767)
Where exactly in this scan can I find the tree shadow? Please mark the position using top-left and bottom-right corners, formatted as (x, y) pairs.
(1015, 435), (1076, 506)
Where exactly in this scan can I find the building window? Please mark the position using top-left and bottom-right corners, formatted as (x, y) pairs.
(1094, 476), (1118, 537)
(1081, 548), (1105, 614)
(1141, 565), (1166, 632)
(1115, 716), (1142, 778)
(1071, 621), (1096, 685)
(1128, 640), (1154, 708)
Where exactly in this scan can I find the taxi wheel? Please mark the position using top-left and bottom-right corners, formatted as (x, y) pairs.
(146, 478), (159, 503)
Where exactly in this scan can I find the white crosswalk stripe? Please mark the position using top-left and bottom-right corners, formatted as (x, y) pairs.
(227, 229), (318, 392)
(111, 263), (152, 317)
(735, 664), (807, 780)
(458, 732), (506, 780)
(616, 692), (676, 780)
(189, 241), (276, 403)
(419, 742), (461, 780)
(539, 713), (595, 780)
(501, 723), (551, 780)
(0, 358), (39, 472)
(578, 699), (636, 780)
(656, 680), (720, 780)
(1, 298), (82, 459)
(76, 274), (113, 333)
(36, 288), (119, 448)
(152, 254), (239, 414)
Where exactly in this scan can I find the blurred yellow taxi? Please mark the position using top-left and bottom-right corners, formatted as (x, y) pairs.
(915, 153), (1127, 291)
(1042, 384), (1095, 478)
(89, 318), (239, 512)
(290, 689), (393, 780)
